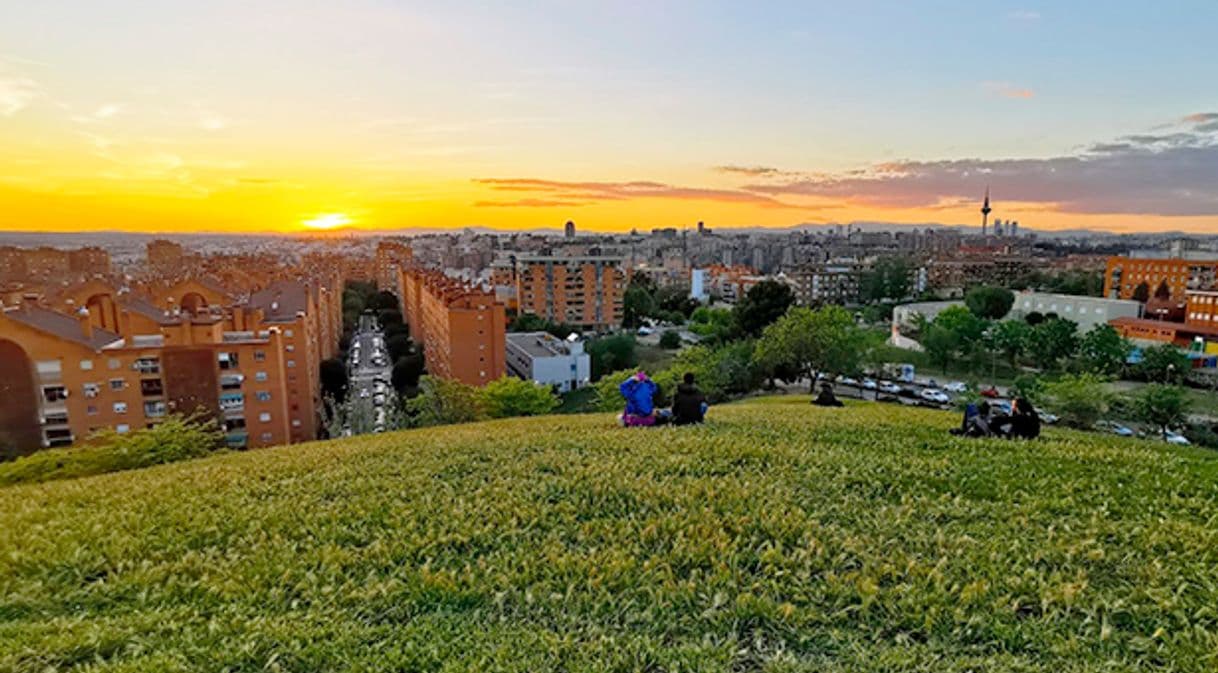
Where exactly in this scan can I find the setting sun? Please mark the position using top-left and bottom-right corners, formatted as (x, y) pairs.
(301, 213), (352, 230)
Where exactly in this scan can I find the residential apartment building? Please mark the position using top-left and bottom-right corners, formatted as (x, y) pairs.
(787, 259), (865, 306)
(146, 239), (184, 271)
(0, 245), (111, 282)
(505, 332), (590, 393)
(1104, 254), (1218, 301)
(1186, 290), (1218, 330)
(514, 255), (627, 330)
(0, 299), (295, 460)
(0, 272), (342, 458)
(374, 240), (414, 304)
(401, 268), (506, 386)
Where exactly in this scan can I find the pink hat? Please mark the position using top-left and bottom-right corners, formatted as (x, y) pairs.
(635, 371), (648, 381)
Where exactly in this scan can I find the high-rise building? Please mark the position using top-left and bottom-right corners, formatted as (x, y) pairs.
(400, 268), (506, 386)
(564, 220), (576, 239)
(513, 255), (628, 330)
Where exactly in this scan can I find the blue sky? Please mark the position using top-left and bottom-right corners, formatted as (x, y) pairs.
(1, 1), (1216, 232)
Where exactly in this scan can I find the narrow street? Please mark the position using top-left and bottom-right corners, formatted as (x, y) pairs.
(346, 313), (393, 434)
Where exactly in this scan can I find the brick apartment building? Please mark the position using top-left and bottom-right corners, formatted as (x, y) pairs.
(513, 255), (628, 330)
(1104, 255), (1218, 301)
(401, 268), (505, 386)
(374, 241), (414, 305)
(0, 274), (343, 459)
(0, 245), (111, 283)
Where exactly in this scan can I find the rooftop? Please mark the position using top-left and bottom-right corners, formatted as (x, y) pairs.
(506, 331), (580, 358)
(3, 305), (121, 350)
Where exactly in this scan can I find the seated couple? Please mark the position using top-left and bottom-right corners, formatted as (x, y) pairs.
(619, 371), (708, 427)
(952, 399), (1041, 440)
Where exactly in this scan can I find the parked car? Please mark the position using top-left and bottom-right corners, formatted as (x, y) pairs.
(919, 388), (950, 404)
(862, 378), (878, 390)
(373, 393), (386, 406)
(878, 381), (902, 394)
(1164, 431), (1191, 446)
(1097, 420), (1135, 437)
(943, 381), (968, 393)
(1039, 411), (1059, 425)
(837, 376), (859, 387)
(979, 386), (1001, 398)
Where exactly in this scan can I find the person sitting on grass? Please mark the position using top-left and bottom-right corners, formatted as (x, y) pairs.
(671, 372), (708, 425)
(619, 371), (659, 427)
(812, 382), (844, 407)
(952, 401), (992, 437)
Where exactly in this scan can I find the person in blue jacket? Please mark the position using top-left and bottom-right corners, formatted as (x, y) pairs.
(619, 371), (659, 426)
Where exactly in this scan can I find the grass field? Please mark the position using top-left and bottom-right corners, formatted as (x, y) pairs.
(3, 398), (1218, 671)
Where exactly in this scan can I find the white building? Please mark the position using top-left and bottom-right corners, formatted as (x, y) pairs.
(505, 332), (591, 393)
(690, 268), (709, 302)
(1010, 292), (1142, 331)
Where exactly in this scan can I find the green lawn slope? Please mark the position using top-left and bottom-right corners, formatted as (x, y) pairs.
(3, 398), (1217, 672)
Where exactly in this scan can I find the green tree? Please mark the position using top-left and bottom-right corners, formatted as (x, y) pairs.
(385, 333), (414, 362)
(992, 319), (1031, 367)
(367, 290), (401, 312)
(965, 285), (1015, 320)
(405, 376), (484, 426)
(391, 352), (425, 393)
(319, 357), (348, 403)
(1029, 318), (1079, 369)
(622, 280), (657, 328)
(859, 256), (912, 303)
(586, 334), (638, 381)
(1136, 344), (1190, 383)
(753, 305), (865, 391)
(1077, 324), (1132, 376)
(1043, 373), (1113, 429)
(654, 285), (700, 318)
(658, 330), (682, 349)
(1011, 373), (1043, 403)
(733, 280), (796, 337)
(688, 306), (736, 343)
(480, 376), (558, 418)
(1132, 384), (1191, 440)
(935, 306), (987, 344)
(921, 324), (960, 374)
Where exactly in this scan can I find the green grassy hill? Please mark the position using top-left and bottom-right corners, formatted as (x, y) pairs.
(3, 398), (1217, 672)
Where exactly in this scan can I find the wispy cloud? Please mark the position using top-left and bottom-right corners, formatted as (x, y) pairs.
(0, 74), (39, 116)
(474, 178), (802, 209)
(980, 81), (1035, 99)
(475, 198), (593, 208)
(741, 113), (1218, 216)
(714, 165), (787, 177)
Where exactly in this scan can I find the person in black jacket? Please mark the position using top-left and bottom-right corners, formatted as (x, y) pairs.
(671, 372), (707, 425)
(812, 382), (844, 407)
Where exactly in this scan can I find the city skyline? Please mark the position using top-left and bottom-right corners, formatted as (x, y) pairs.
(2, 1), (1217, 235)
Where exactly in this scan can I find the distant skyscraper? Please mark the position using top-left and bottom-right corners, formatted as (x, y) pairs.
(1010, 220), (1019, 237)
(993, 218), (1004, 237)
(980, 187), (992, 235)
(564, 220), (575, 238)
(697, 220), (705, 234)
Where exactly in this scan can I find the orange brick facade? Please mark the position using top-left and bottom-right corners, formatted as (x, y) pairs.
(514, 256), (627, 330)
(1104, 256), (1218, 301)
(400, 268), (506, 386)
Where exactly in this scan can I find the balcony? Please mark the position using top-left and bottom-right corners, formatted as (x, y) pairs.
(219, 393), (245, 413)
(141, 379), (164, 397)
(219, 373), (245, 390)
(224, 431), (249, 448)
(42, 411), (70, 427)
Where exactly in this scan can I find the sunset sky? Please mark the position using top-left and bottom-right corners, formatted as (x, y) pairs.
(2, 1), (1217, 234)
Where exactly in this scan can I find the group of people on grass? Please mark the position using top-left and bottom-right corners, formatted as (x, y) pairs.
(618, 371), (708, 426)
(951, 399), (1041, 440)
(618, 371), (1039, 440)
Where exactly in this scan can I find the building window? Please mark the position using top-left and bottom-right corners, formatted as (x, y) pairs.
(133, 357), (160, 374)
(42, 386), (68, 403)
(219, 393), (245, 411)
(108, 358), (121, 370)
(80, 359), (94, 370)
(218, 352), (239, 369)
(87, 405), (98, 416)
(143, 401), (166, 417)
(284, 329), (294, 337)
(82, 382), (100, 398)
(286, 359), (296, 368)
(261, 432), (273, 442)
(116, 424), (130, 434)
(255, 371), (268, 382)
(110, 378), (126, 391)
(254, 350), (266, 362)
(35, 360), (62, 376)
(259, 412), (272, 422)
(140, 379), (163, 397)
(113, 402), (128, 414)
(291, 418), (301, 427)
(256, 391), (271, 402)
